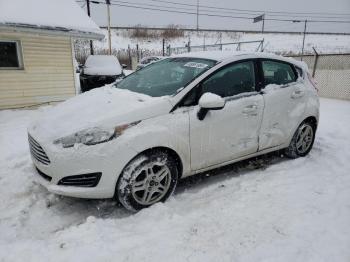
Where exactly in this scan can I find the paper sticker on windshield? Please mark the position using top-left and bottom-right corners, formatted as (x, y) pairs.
(184, 62), (208, 69)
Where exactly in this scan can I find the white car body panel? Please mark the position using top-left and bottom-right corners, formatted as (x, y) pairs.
(28, 51), (319, 199)
(189, 93), (264, 170)
(259, 81), (307, 150)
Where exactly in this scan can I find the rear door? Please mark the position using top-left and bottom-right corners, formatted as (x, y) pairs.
(258, 59), (307, 150)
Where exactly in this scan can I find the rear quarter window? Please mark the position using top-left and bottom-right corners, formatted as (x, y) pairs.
(262, 60), (297, 85)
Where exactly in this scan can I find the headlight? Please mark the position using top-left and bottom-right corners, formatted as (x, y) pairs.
(54, 121), (140, 148)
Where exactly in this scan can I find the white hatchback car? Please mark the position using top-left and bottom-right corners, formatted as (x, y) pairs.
(28, 51), (319, 211)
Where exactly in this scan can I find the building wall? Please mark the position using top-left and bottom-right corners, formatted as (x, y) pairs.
(0, 31), (76, 109)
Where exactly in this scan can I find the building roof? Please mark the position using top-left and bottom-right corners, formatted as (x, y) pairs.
(0, 0), (104, 40)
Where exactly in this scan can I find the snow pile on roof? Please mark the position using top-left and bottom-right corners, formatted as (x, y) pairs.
(173, 50), (308, 69)
(0, 0), (103, 38)
(83, 55), (122, 76)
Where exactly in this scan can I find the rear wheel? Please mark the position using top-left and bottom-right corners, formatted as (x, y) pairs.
(116, 151), (178, 211)
(285, 121), (316, 158)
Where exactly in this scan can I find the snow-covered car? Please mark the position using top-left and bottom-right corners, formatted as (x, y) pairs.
(28, 51), (319, 211)
(136, 56), (164, 70)
(79, 55), (126, 92)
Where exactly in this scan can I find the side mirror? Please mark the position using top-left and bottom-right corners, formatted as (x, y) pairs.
(197, 93), (225, 120)
(121, 64), (128, 69)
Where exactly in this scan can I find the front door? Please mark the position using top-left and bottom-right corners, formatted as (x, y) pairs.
(188, 60), (264, 171)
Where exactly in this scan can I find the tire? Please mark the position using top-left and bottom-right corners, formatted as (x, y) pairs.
(116, 151), (178, 212)
(284, 121), (316, 158)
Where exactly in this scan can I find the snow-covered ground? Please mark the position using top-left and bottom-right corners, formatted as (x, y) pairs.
(94, 29), (350, 54)
(0, 98), (350, 262)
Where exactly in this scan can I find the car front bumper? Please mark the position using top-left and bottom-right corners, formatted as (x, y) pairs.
(29, 133), (138, 199)
(80, 74), (122, 92)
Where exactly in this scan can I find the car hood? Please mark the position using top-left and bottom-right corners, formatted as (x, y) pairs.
(28, 86), (173, 143)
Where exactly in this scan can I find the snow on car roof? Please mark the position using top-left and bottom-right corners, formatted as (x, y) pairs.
(172, 51), (308, 70)
(0, 0), (103, 39)
(84, 55), (122, 76)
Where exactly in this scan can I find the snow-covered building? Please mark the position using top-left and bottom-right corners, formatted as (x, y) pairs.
(0, 0), (104, 109)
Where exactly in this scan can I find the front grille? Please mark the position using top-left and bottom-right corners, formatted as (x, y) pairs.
(36, 168), (52, 182)
(28, 134), (50, 165)
(58, 173), (102, 187)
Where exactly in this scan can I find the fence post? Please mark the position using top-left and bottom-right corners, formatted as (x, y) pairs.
(136, 44), (139, 62)
(162, 38), (165, 56)
(203, 35), (206, 51)
(236, 43), (241, 51)
(312, 47), (319, 77)
(167, 44), (171, 56)
(128, 45), (131, 69)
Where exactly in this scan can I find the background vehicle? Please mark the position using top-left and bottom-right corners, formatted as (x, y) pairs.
(79, 55), (126, 92)
(28, 51), (319, 212)
(136, 56), (165, 70)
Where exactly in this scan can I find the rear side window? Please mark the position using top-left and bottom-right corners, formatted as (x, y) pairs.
(262, 60), (297, 86)
(201, 61), (255, 98)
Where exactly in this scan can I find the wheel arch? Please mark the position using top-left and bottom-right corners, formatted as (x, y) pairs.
(116, 146), (184, 185)
(286, 114), (318, 147)
(284, 115), (317, 158)
(136, 147), (184, 179)
(303, 115), (318, 130)
(113, 146), (183, 211)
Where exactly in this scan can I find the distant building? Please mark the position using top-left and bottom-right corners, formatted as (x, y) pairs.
(0, 0), (104, 109)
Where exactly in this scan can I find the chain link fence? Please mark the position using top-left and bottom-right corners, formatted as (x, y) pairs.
(75, 39), (349, 100)
(289, 53), (350, 100)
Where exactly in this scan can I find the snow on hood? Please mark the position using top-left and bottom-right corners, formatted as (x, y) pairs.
(28, 86), (172, 142)
(83, 55), (122, 76)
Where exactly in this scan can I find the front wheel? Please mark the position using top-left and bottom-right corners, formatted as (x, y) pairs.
(116, 151), (178, 212)
(284, 121), (316, 158)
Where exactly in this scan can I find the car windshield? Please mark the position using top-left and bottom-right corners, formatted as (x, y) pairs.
(115, 57), (217, 97)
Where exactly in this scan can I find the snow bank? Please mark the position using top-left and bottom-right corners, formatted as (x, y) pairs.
(1, 98), (350, 261)
(123, 69), (134, 76)
(93, 29), (350, 55)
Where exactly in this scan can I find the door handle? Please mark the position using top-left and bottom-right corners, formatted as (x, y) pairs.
(242, 105), (258, 115)
(291, 89), (304, 98)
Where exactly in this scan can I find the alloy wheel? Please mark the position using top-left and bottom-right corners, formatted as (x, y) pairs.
(296, 124), (314, 154)
(131, 162), (172, 205)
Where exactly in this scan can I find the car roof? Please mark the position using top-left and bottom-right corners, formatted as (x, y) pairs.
(172, 51), (307, 70)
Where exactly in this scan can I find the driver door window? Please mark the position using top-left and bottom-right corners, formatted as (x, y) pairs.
(201, 61), (256, 98)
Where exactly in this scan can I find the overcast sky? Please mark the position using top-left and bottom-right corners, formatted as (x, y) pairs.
(79, 0), (350, 33)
